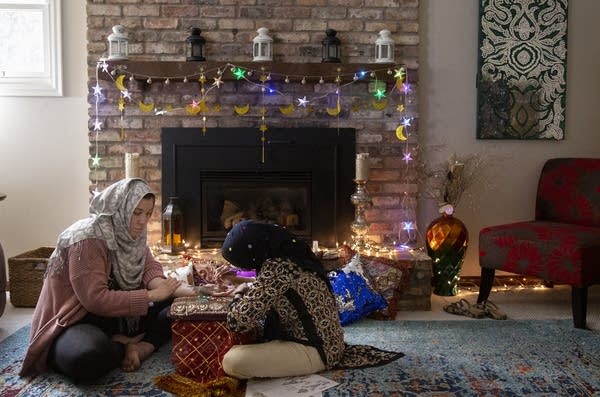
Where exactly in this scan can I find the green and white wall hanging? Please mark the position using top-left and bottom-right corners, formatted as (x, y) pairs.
(476, 0), (568, 140)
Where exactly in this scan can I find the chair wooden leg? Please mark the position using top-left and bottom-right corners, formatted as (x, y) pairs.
(477, 267), (495, 304)
(571, 286), (588, 329)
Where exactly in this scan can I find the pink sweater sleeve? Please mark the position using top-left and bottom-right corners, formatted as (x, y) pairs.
(69, 239), (152, 317)
(142, 247), (166, 286)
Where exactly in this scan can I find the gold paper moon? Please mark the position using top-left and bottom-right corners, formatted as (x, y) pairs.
(138, 101), (155, 113)
(372, 99), (388, 110)
(185, 104), (201, 115)
(326, 103), (340, 116)
(395, 125), (407, 141)
(279, 103), (295, 115)
(234, 104), (250, 115)
(115, 74), (127, 91)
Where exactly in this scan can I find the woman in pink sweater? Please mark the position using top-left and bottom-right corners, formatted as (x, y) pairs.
(19, 178), (196, 382)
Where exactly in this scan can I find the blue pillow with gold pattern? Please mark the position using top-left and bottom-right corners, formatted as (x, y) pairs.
(328, 270), (387, 326)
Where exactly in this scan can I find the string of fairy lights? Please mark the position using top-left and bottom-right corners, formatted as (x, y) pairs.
(90, 59), (417, 249)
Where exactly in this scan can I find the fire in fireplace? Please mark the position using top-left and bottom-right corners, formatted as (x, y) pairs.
(161, 127), (356, 248)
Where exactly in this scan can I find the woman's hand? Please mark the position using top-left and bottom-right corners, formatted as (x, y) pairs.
(173, 284), (200, 297)
(148, 277), (181, 303)
(232, 282), (253, 297)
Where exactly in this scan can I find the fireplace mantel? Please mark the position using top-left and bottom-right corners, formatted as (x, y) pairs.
(100, 61), (415, 83)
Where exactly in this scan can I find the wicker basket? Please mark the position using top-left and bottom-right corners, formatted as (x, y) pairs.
(8, 246), (55, 307)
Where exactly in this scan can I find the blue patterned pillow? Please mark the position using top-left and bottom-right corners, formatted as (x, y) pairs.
(329, 270), (387, 326)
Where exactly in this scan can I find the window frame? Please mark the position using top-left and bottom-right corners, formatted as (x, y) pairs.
(0, 0), (62, 97)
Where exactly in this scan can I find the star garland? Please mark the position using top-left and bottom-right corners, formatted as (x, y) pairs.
(391, 67), (419, 249)
(90, 60), (415, 208)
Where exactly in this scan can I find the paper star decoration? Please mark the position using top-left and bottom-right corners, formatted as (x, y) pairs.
(402, 152), (413, 163)
(92, 154), (101, 166)
(100, 61), (109, 73)
(394, 68), (406, 80)
(121, 90), (132, 100)
(297, 96), (309, 107)
(402, 117), (412, 127)
(232, 67), (246, 80)
(92, 84), (102, 96)
(213, 76), (223, 88)
(374, 88), (386, 100)
(190, 100), (200, 109)
(93, 120), (102, 131)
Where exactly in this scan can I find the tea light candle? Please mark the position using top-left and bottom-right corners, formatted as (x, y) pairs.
(125, 152), (140, 178)
(355, 153), (370, 181)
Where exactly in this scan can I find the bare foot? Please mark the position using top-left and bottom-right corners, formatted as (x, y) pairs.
(121, 341), (155, 372)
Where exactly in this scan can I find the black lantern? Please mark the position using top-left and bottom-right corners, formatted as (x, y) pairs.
(321, 29), (341, 63)
(186, 27), (206, 61)
(162, 197), (185, 254)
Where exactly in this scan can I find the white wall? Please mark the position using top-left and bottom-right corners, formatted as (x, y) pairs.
(1, 1), (599, 279)
(0, 2), (89, 261)
(419, 0), (600, 275)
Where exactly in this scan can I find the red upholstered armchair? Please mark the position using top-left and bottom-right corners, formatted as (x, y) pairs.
(477, 158), (600, 329)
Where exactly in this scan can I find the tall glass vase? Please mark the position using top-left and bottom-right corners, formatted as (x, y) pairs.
(425, 207), (468, 296)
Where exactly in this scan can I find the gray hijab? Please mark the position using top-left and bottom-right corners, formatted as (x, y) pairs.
(48, 178), (154, 292)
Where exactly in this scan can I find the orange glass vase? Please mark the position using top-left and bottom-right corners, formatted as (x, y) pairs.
(425, 210), (468, 296)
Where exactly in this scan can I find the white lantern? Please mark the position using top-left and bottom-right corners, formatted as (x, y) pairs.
(253, 27), (273, 62)
(107, 25), (128, 61)
(375, 29), (394, 63)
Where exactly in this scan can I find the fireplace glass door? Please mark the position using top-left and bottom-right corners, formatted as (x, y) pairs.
(202, 173), (311, 242)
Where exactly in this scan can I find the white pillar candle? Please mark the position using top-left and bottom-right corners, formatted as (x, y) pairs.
(125, 152), (140, 178)
(355, 152), (370, 181)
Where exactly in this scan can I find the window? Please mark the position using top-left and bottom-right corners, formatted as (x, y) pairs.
(0, 0), (62, 96)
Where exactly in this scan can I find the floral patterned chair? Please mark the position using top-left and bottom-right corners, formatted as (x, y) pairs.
(477, 158), (600, 329)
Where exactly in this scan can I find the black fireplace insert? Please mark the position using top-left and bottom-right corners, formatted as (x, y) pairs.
(161, 127), (355, 248)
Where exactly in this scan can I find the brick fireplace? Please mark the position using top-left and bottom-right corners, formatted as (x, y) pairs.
(162, 127), (356, 247)
(86, 1), (420, 247)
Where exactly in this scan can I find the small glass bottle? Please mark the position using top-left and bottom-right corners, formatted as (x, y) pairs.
(162, 197), (184, 254)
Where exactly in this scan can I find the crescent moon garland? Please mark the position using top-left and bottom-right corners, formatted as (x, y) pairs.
(91, 60), (413, 175)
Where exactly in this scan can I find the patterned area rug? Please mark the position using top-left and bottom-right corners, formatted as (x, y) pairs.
(1, 319), (599, 396)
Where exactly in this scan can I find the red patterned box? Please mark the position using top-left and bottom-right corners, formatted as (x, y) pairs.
(169, 296), (254, 383)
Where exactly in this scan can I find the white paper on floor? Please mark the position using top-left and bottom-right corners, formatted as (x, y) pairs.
(245, 374), (338, 397)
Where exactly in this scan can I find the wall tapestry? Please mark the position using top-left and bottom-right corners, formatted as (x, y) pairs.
(476, 0), (568, 140)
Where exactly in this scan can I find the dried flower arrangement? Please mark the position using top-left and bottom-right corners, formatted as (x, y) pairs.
(417, 150), (489, 213)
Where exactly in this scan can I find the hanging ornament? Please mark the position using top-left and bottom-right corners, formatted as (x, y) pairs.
(138, 101), (155, 113)
(115, 74), (127, 91)
(279, 103), (295, 115)
(394, 67), (406, 81)
(213, 76), (223, 87)
(395, 125), (407, 141)
(374, 88), (386, 100)
(326, 102), (341, 116)
(371, 99), (388, 110)
(232, 67), (246, 80)
(186, 100), (202, 115)
(297, 96), (308, 107)
(234, 104), (250, 115)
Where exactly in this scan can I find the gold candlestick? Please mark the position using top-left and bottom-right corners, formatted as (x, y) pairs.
(350, 179), (372, 251)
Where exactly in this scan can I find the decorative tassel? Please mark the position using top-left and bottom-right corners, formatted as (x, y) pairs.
(153, 373), (243, 397)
